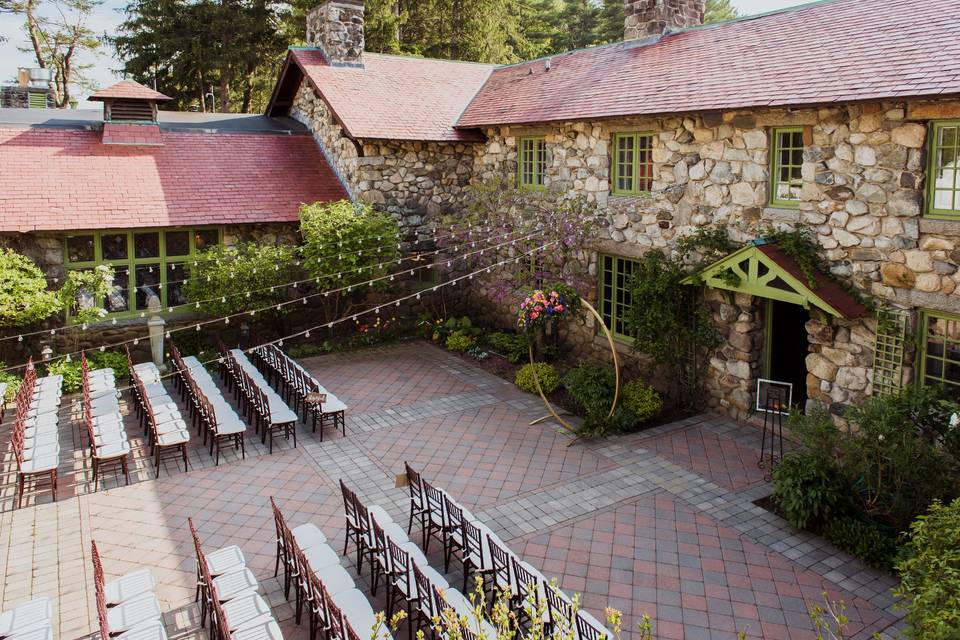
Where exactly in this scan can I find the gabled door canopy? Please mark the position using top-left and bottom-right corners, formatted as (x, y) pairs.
(682, 240), (867, 320)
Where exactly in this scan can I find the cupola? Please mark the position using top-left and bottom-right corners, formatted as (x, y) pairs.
(89, 80), (172, 146)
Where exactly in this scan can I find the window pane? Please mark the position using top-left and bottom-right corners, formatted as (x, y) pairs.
(773, 129), (804, 202)
(105, 266), (130, 313)
(101, 233), (128, 261)
(66, 235), (95, 263)
(167, 263), (187, 306)
(166, 231), (190, 256)
(134, 232), (160, 259)
(637, 135), (653, 192)
(195, 229), (219, 252)
(616, 135), (634, 193)
(135, 264), (162, 310)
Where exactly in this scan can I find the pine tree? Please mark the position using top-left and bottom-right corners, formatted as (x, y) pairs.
(704, 0), (740, 24)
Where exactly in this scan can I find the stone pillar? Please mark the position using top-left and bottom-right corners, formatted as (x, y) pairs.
(306, 0), (365, 67)
(624, 0), (705, 41)
(147, 296), (165, 368)
(704, 290), (763, 420)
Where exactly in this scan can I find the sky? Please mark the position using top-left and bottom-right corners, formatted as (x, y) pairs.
(0, 0), (815, 110)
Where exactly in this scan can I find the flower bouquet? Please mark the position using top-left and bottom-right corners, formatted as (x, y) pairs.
(516, 284), (581, 333)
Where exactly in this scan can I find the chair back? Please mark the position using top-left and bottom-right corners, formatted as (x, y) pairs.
(91, 541), (110, 640)
(344, 619), (363, 640)
(431, 583), (450, 621)
(340, 479), (359, 528)
(270, 496), (288, 549)
(370, 514), (389, 573)
(512, 558), (540, 607)
(545, 584), (573, 631)
(487, 535), (513, 592)
(462, 520), (485, 570)
(422, 480), (446, 525)
(444, 495), (464, 547)
(576, 611), (609, 640)
(323, 584), (346, 640)
(404, 462), (423, 507)
(188, 517), (214, 592)
(412, 561), (434, 618)
(387, 537), (409, 584)
(306, 568), (328, 625)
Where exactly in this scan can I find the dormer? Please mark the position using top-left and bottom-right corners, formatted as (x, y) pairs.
(89, 80), (172, 146)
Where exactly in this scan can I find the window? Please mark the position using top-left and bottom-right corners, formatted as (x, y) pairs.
(612, 132), (653, 195)
(518, 137), (546, 190)
(64, 227), (220, 317)
(920, 310), (960, 392)
(769, 127), (804, 207)
(928, 120), (960, 218)
(600, 255), (638, 340)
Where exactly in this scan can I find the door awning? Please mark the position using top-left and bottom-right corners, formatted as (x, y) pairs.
(682, 241), (867, 319)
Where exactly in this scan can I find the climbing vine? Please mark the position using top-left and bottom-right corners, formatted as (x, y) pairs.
(758, 225), (831, 290)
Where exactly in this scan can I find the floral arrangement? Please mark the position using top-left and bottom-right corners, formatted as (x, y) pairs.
(516, 284), (581, 333)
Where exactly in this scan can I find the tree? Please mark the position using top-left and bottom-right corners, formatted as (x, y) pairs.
(299, 200), (400, 325)
(704, 0), (740, 24)
(0, 249), (62, 330)
(556, 0), (600, 51)
(2, 0), (102, 106)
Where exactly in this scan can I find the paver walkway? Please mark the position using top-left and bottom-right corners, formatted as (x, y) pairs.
(0, 341), (904, 639)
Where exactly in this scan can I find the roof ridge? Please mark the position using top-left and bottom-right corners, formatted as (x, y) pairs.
(289, 46), (498, 68)
(668, 0), (845, 34)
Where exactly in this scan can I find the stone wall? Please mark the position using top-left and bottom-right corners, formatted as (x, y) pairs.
(471, 99), (960, 413)
(291, 82), (479, 227)
(624, 0), (705, 40)
(305, 0), (365, 66)
(0, 85), (57, 109)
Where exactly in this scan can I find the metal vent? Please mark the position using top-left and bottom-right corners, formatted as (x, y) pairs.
(109, 99), (154, 122)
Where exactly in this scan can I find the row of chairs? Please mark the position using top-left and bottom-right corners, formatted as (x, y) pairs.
(10, 360), (61, 508)
(339, 481), (494, 640)
(190, 518), (280, 640)
(82, 354), (132, 489)
(405, 464), (612, 640)
(221, 346), (298, 454)
(253, 344), (348, 440)
(272, 497), (380, 640)
(0, 596), (52, 640)
(171, 345), (246, 465)
(129, 365), (190, 478)
(92, 540), (166, 639)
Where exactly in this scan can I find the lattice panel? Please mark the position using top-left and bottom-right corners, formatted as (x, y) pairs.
(872, 308), (909, 397)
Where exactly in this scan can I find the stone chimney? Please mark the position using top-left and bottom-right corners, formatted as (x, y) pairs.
(624, 0), (705, 41)
(306, 0), (365, 67)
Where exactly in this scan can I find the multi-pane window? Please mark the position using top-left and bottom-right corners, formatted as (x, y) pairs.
(518, 137), (546, 190)
(920, 310), (960, 392)
(770, 127), (804, 206)
(600, 255), (638, 340)
(928, 120), (960, 218)
(612, 133), (653, 195)
(65, 228), (220, 317)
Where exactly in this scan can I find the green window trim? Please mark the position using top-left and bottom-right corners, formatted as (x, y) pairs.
(926, 120), (960, 219)
(769, 126), (804, 209)
(518, 136), (547, 191)
(919, 309), (960, 392)
(599, 254), (638, 342)
(64, 227), (221, 320)
(612, 132), (653, 196)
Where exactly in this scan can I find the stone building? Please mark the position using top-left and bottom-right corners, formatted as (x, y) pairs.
(265, 0), (960, 419)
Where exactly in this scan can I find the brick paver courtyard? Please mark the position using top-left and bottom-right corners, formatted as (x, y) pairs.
(0, 342), (904, 639)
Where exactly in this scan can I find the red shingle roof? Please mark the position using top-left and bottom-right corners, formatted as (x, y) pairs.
(458, 0), (960, 127)
(89, 80), (172, 102)
(288, 49), (493, 142)
(0, 127), (348, 232)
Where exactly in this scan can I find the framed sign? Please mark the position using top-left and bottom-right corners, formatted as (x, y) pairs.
(756, 378), (792, 415)
(305, 391), (327, 405)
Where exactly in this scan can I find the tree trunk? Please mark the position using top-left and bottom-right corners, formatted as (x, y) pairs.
(219, 74), (229, 113)
(241, 61), (255, 113)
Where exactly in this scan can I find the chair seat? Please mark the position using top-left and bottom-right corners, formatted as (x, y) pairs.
(5, 625), (52, 640)
(222, 592), (272, 632)
(23, 432), (59, 448)
(381, 522), (408, 546)
(19, 456), (58, 473)
(21, 443), (60, 461)
(320, 396), (348, 413)
(155, 429), (190, 446)
(214, 417), (246, 436)
(0, 597), (51, 637)
(316, 564), (355, 596)
(96, 440), (132, 459)
(231, 618), (283, 640)
(105, 569), (156, 606)
(114, 619), (168, 640)
(212, 568), (259, 602)
(369, 505), (394, 526)
(291, 523), (327, 549)
(267, 405), (297, 425)
(303, 544), (340, 571)
(331, 589), (377, 631)
(105, 591), (162, 633)
(154, 419), (188, 436)
(207, 545), (246, 576)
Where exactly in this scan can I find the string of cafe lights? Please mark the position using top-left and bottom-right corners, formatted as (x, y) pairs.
(1, 240), (557, 424)
(0, 227), (511, 342)
(0, 230), (546, 374)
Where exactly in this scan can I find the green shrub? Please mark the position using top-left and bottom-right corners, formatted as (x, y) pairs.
(0, 365), (23, 402)
(772, 450), (848, 530)
(823, 516), (899, 571)
(445, 331), (475, 353)
(485, 332), (528, 364)
(0, 248), (63, 328)
(87, 350), (129, 383)
(621, 380), (663, 423)
(173, 331), (217, 358)
(288, 343), (324, 358)
(578, 407), (638, 439)
(563, 364), (617, 416)
(515, 362), (560, 394)
(896, 498), (960, 639)
(45, 358), (82, 393)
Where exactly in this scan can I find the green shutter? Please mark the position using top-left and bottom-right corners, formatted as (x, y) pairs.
(28, 92), (47, 109)
(872, 308), (908, 397)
